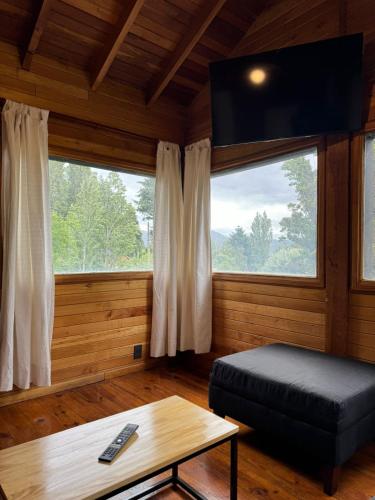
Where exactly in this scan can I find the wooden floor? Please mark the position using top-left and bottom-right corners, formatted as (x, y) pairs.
(0, 367), (374, 500)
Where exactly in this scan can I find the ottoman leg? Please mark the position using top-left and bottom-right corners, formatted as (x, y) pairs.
(323, 465), (340, 496)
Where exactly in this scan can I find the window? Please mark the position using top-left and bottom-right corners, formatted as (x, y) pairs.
(211, 148), (318, 277)
(362, 134), (375, 280)
(49, 158), (155, 274)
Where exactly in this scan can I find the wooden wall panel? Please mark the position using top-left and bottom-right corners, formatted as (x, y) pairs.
(0, 276), (154, 406)
(349, 293), (375, 363)
(212, 280), (326, 358)
(325, 135), (350, 356)
(0, 40), (186, 144)
(48, 114), (157, 174)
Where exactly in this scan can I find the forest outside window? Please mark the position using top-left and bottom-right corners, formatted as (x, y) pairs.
(49, 158), (155, 274)
(362, 133), (375, 281)
(211, 148), (318, 277)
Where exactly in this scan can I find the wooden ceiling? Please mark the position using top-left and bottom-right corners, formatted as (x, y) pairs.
(0, 0), (272, 106)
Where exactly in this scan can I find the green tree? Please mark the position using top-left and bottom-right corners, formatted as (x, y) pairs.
(49, 161), (150, 273)
(279, 156), (317, 251)
(261, 154), (317, 276)
(217, 226), (251, 272)
(97, 172), (143, 270)
(136, 177), (155, 250)
(249, 211), (273, 272)
(263, 246), (315, 276)
(51, 212), (78, 272)
(67, 172), (103, 272)
(49, 161), (88, 218)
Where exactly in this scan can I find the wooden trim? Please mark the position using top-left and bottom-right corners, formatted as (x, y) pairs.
(22, 0), (53, 70)
(351, 128), (375, 292)
(0, 373), (104, 407)
(211, 137), (325, 288)
(212, 136), (322, 172)
(213, 273), (323, 288)
(49, 145), (156, 176)
(55, 271), (153, 285)
(351, 133), (365, 290)
(0, 359), (160, 407)
(91, 0), (145, 91)
(146, 0), (226, 106)
(48, 113), (157, 176)
(325, 134), (350, 356)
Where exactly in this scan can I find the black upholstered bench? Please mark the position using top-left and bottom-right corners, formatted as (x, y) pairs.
(208, 343), (375, 495)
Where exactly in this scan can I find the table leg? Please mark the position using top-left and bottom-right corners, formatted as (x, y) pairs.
(230, 435), (238, 500)
(172, 464), (178, 485)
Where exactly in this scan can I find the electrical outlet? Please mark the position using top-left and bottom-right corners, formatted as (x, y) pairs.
(133, 344), (142, 359)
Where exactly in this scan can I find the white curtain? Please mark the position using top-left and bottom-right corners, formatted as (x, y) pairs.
(181, 138), (212, 353)
(151, 141), (183, 357)
(0, 100), (54, 391)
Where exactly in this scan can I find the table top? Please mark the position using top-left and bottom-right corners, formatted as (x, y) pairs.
(0, 395), (238, 499)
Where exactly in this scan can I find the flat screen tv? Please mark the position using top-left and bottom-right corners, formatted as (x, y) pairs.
(209, 34), (363, 147)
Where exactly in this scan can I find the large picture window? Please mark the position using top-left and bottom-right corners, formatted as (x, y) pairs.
(49, 158), (155, 274)
(362, 133), (375, 280)
(211, 148), (318, 277)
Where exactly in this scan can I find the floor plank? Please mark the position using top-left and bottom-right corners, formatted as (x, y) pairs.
(0, 367), (374, 499)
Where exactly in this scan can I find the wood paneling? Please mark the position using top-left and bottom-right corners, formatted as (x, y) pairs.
(146, 0), (226, 106)
(48, 114), (157, 174)
(0, 275), (154, 406)
(91, 0), (145, 91)
(22, 0), (53, 70)
(349, 293), (375, 363)
(0, 0), (270, 105)
(212, 279), (327, 357)
(52, 276), (152, 383)
(0, 40), (186, 143)
(325, 135), (350, 356)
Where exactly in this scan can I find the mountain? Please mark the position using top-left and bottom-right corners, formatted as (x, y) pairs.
(211, 230), (228, 248)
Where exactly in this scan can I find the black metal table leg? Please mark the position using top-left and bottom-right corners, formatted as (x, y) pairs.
(230, 435), (238, 500)
(172, 464), (178, 486)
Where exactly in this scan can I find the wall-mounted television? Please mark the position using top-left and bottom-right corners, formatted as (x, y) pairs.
(209, 34), (363, 147)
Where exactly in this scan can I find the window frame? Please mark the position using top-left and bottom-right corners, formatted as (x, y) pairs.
(211, 136), (326, 288)
(351, 129), (375, 291)
(49, 152), (154, 284)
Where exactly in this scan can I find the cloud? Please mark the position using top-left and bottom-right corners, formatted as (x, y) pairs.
(211, 151), (317, 236)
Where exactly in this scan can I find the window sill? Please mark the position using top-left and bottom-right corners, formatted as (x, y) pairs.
(212, 272), (324, 288)
(351, 278), (375, 293)
(55, 271), (153, 285)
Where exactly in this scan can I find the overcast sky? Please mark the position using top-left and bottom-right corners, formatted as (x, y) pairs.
(211, 150), (317, 237)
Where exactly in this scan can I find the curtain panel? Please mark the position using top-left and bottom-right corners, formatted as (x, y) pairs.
(0, 100), (54, 391)
(181, 138), (212, 353)
(151, 141), (183, 357)
(151, 138), (212, 357)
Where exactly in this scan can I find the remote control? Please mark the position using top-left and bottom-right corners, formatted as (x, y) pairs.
(98, 423), (139, 463)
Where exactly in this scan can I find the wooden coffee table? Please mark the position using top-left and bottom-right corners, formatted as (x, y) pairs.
(0, 395), (239, 499)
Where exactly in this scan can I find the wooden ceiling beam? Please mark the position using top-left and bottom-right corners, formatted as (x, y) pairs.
(23, 0), (53, 70)
(146, 0), (227, 106)
(91, 0), (145, 91)
(189, 0), (277, 109)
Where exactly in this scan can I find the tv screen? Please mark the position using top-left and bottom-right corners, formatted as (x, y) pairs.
(209, 34), (363, 147)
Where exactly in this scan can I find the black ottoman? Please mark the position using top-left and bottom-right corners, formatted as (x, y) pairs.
(209, 343), (375, 495)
